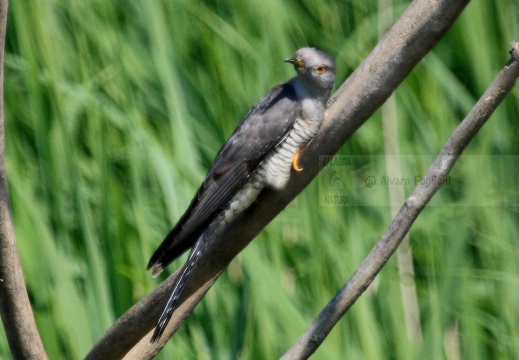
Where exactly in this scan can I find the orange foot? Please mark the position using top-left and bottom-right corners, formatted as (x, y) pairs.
(292, 147), (305, 172)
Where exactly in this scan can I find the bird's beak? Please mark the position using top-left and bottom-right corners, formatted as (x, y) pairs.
(284, 56), (304, 68)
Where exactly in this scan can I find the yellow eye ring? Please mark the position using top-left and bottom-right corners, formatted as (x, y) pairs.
(315, 65), (327, 74)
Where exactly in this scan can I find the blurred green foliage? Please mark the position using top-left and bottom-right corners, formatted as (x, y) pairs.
(1, 0), (519, 359)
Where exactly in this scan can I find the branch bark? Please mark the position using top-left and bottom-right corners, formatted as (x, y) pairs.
(281, 41), (519, 360)
(0, 1), (49, 359)
(86, 0), (472, 358)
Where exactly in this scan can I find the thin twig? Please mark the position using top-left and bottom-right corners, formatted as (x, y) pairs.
(85, 0), (472, 358)
(0, 1), (49, 359)
(281, 41), (519, 360)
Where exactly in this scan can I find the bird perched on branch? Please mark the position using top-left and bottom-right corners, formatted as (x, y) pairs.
(147, 47), (336, 342)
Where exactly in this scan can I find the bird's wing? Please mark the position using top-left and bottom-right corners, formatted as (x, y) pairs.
(148, 82), (300, 274)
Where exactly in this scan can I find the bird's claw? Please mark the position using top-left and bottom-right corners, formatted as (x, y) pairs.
(292, 147), (304, 172)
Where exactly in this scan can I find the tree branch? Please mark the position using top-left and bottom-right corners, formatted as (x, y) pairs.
(0, 1), (49, 359)
(86, 0), (471, 358)
(281, 41), (519, 360)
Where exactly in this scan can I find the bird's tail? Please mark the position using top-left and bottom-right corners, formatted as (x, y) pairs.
(150, 221), (216, 344)
(150, 232), (211, 343)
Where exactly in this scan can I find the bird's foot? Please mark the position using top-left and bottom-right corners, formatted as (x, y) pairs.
(292, 147), (305, 172)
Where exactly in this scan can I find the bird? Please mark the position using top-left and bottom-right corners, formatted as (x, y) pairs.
(147, 47), (336, 342)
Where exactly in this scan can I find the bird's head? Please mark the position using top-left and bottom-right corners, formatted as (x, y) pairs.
(285, 47), (336, 94)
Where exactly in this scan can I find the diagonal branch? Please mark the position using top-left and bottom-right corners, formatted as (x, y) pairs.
(0, 1), (49, 359)
(86, 0), (471, 358)
(281, 41), (519, 360)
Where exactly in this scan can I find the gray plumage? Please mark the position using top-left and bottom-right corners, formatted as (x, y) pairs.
(148, 47), (336, 342)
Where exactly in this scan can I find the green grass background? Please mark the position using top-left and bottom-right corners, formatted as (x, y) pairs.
(2, 0), (519, 359)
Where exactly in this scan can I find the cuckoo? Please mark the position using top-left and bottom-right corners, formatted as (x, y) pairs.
(148, 47), (337, 342)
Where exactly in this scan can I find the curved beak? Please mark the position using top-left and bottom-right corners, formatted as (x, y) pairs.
(284, 56), (304, 68)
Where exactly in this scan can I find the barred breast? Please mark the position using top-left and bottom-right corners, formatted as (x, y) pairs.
(260, 113), (322, 190)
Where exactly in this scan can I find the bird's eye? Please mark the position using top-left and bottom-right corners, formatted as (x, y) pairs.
(315, 65), (327, 74)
